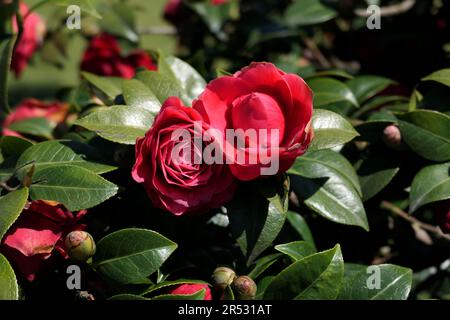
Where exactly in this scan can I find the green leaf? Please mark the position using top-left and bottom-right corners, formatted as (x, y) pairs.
(108, 294), (149, 300)
(255, 276), (275, 300)
(221, 285), (235, 300)
(409, 162), (450, 213)
(285, 0), (337, 27)
(398, 110), (450, 162)
(275, 241), (316, 261)
(142, 279), (208, 296)
(82, 72), (123, 100)
(248, 253), (282, 279)
(100, 3), (138, 43)
(152, 289), (206, 300)
(16, 140), (116, 175)
(29, 165), (118, 211)
(338, 264), (412, 300)
(74, 105), (154, 145)
(286, 211), (316, 251)
(0, 34), (16, 115)
(122, 79), (161, 113)
(264, 245), (344, 300)
(136, 70), (190, 106)
(0, 136), (33, 158)
(422, 68), (450, 87)
(353, 95), (408, 119)
(306, 70), (353, 80)
(47, 0), (101, 19)
(0, 253), (18, 300)
(158, 55), (207, 102)
(8, 118), (53, 139)
(357, 153), (400, 201)
(257, 174), (290, 214)
(0, 188), (28, 241)
(347, 76), (395, 103)
(289, 150), (369, 231)
(93, 228), (177, 285)
(228, 186), (287, 266)
(309, 109), (359, 151)
(188, 1), (232, 36)
(308, 78), (359, 108)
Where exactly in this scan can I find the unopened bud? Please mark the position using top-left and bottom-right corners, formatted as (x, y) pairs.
(65, 231), (96, 261)
(232, 275), (257, 300)
(211, 266), (236, 291)
(382, 125), (405, 150)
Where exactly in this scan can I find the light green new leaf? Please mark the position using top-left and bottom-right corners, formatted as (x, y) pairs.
(422, 68), (450, 87)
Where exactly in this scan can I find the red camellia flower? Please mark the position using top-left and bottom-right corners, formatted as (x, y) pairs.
(11, 3), (46, 76)
(0, 201), (87, 281)
(168, 284), (212, 300)
(132, 97), (237, 215)
(193, 62), (314, 181)
(2, 98), (69, 137)
(80, 33), (156, 79)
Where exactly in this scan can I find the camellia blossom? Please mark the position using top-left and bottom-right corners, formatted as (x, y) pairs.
(80, 33), (156, 79)
(0, 201), (87, 281)
(2, 99), (69, 137)
(168, 284), (212, 300)
(11, 2), (46, 76)
(132, 97), (237, 216)
(193, 62), (314, 181)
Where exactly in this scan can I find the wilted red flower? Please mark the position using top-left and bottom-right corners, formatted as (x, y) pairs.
(2, 99), (69, 137)
(80, 33), (156, 79)
(11, 2), (46, 76)
(0, 201), (87, 281)
(168, 283), (212, 300)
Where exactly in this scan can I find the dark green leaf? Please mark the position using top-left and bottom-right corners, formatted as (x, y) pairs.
(264, 245), (344, 299)
(308, 78), (358, 108)
(309, 109), (359, 151)
(289, 150), (369, 231)
(398, 110), (450, 162)
(0, 136), (33, 158)
(248, 253), (282, 279)
(347, 76), (395, 103)
(29, 165), (118, 211)
(255, 276), (275, 300)
(8, 118), (53, 139)
(74, 105), (154, 145)
(285, 0), (337, 27)
(0, 188), (28, 241)
(286, 211), (316, 251)
(275, 241), (316, 261)
(409, 162), (450, 213)
(93, 228), (177, 285)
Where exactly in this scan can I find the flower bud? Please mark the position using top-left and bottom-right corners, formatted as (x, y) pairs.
(65, 231), (96, 261)
(232, 275), (257, 300)
(211, 266), (236, 291)
(382, 125), (405, 150)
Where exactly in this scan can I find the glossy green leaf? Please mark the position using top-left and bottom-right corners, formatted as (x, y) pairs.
(358, 154), (400, 201)
(0, 188), (28, 241)
(228, 186), (287, 266)
(308, 78), (358, 108)
(16, 140), (116, 175)
(248, 253), (282, 279)
(136, 70), (190, 105)
(142, 279), (208, 296)
(8, 117), (53, 139)
(285, 0), (337, 27)
(398, 110), (450, 162)
(286, 211), (316, 251)
(82, 72), (123, 100)
(289, 150), (369, 231)
(338, 264), (412, 300)
(0, 253), (18, 300)
(422, 68), (450, 87)
(158, 55), (207, 102)
(347, 76), (395, 103)
(122, 79), (161, 113)
(409, 162), (450, 213)
(264, 245), (344, 300)
(100, 3), (138, 43)
(93, 228), (177, 285)
(74, 105), (154, 145)
(29, 165), (118, 211)
(275, 241), (316, 261)
(309, 109), (359, 151)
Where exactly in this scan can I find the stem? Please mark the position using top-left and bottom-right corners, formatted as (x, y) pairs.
(380, 201), (450, 242)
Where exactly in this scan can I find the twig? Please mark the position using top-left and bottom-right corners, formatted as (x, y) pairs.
(354, 0), (416, 18)
(380, 200), (450, 242)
